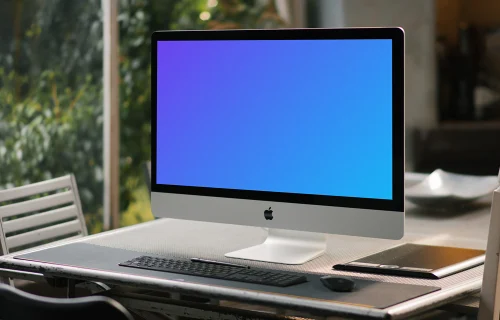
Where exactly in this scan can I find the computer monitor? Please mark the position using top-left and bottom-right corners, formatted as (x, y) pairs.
(151, 28), (405, 265)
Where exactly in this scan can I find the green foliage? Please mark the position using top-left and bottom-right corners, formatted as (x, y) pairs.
(0, 0), (104, 224)
(172, 0), (285, 30)
(120, 182), (153, 228)
(0, 68), (103, 215)
(0, 0), (102, 89)
(118, 0), (155, 211)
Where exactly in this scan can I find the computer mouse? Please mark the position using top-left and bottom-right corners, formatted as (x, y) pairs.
(320, 276), (356, 292)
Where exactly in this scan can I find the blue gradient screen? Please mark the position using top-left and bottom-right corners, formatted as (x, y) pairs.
(156, 39), (392, 200)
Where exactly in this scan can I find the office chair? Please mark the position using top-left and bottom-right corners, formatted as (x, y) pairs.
(0, 283), (133, 320)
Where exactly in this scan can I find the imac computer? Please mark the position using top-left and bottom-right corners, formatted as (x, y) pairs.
(151, 28), (405, 265)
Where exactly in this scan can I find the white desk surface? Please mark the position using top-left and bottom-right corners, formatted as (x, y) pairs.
(0, 198), (491, 318)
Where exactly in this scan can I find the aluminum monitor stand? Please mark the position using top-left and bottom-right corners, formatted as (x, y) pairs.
(225, 228), (327, 265)
(478, 170), (500, 320)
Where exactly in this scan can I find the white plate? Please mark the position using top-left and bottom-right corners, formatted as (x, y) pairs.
(404, 172), (428, 188)
(405, 169), (499, 207)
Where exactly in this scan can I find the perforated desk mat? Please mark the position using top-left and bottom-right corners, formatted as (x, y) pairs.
(15, 242), (439, 309)
(83, 219), (484, 288)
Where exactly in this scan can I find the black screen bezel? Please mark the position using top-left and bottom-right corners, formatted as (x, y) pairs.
(151, 28), (404, 212)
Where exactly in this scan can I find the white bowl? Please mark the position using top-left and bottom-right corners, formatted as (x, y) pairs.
(405, 169), (499, 207)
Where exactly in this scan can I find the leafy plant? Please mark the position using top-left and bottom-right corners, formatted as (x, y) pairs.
(0, 68), (103, 216)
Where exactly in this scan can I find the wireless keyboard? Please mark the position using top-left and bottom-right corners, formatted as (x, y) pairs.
(119, 256), (307, 287)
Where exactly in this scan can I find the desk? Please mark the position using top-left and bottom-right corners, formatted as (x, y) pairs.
(0, 200), (491, 319)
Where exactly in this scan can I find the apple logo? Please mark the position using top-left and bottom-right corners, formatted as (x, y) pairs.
(264, 207), (273, 220)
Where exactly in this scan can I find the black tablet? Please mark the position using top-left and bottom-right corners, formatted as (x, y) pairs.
(334, 243), (485, 279)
